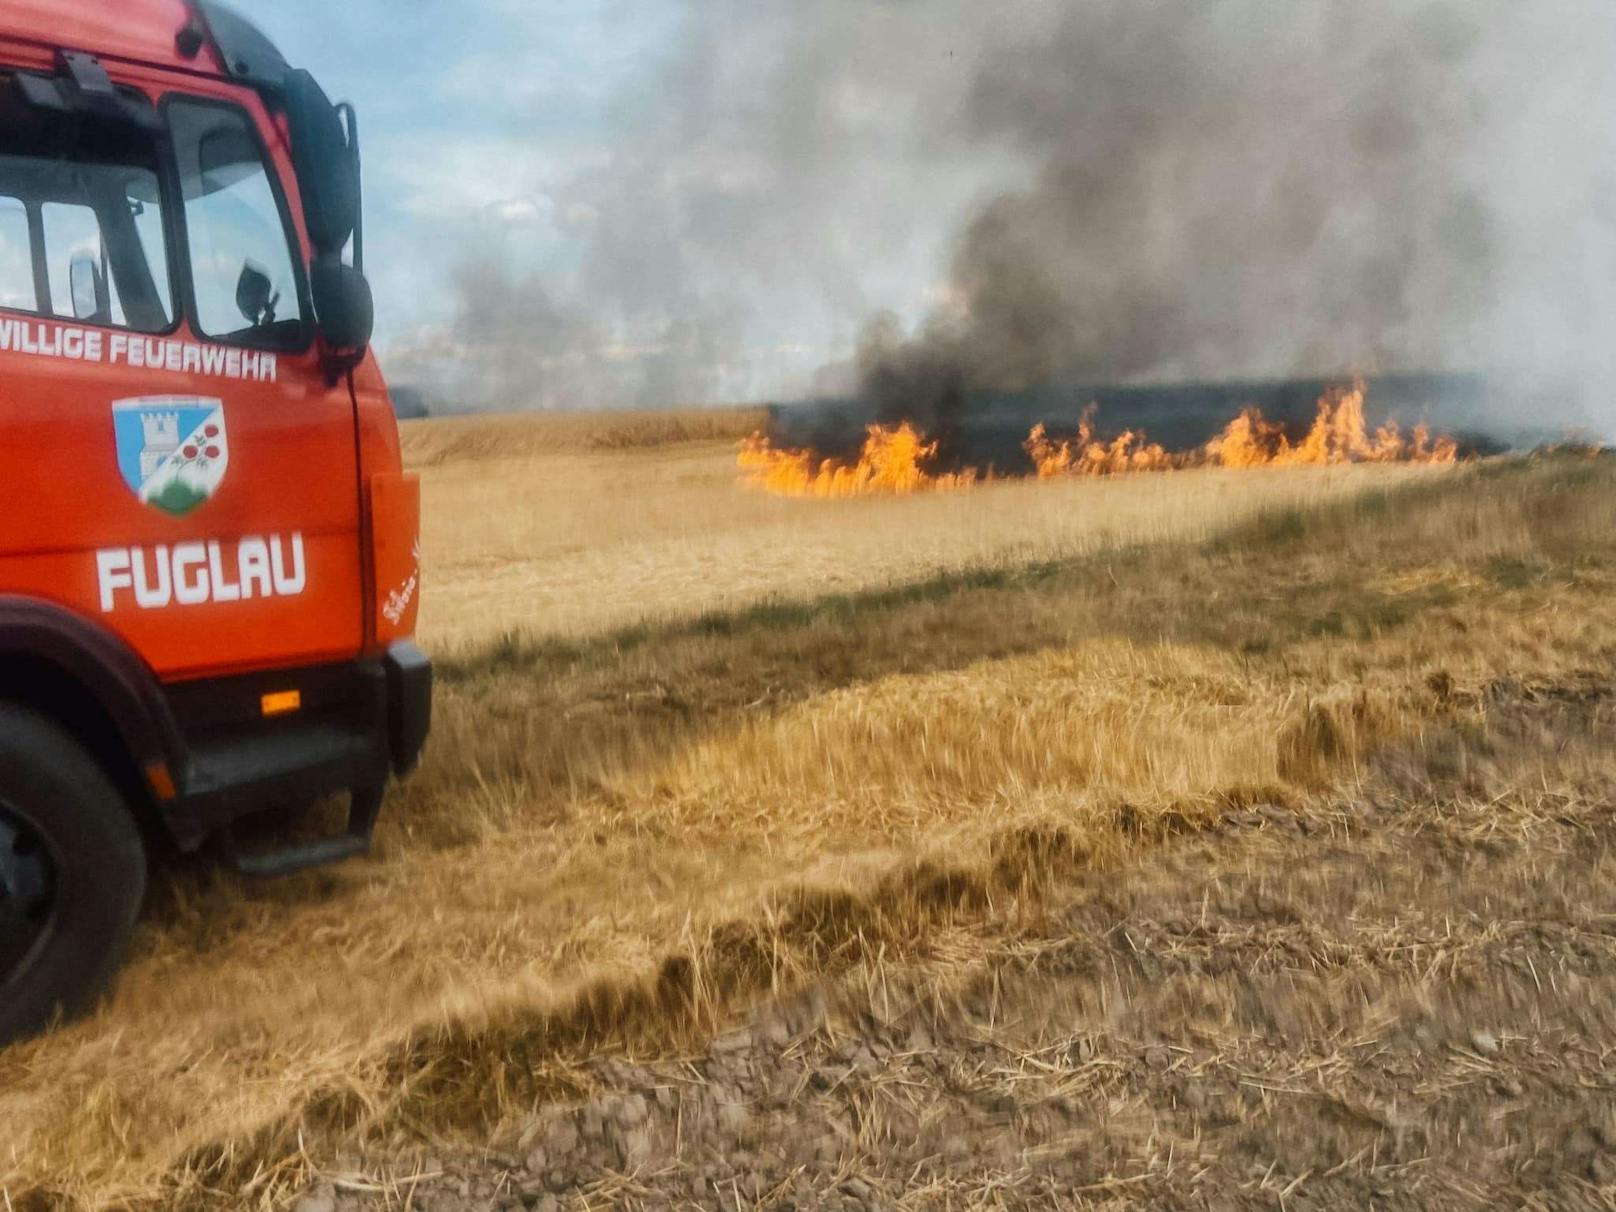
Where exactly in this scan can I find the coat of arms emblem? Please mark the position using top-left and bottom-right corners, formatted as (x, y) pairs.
(112, 397), (229, 517)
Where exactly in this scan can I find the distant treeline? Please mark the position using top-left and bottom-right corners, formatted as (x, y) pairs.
(390, 386), (432, 420)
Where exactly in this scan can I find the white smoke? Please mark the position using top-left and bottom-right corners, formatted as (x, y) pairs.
(401, 0), (1616, 432)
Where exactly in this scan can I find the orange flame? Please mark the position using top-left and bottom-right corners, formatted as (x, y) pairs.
(1025, 405), (1175, 477)
(738, 421), (979, 497)
(1202, 381), (1458, 468)
(741, 381), (1460, 497)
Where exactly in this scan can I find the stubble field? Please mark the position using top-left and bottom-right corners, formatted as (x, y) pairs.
(4, 407), (1616, 1211)
(403, 409), (1441, 649)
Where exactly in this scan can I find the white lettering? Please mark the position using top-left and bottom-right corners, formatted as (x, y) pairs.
(0, 322), (267, 381)
(96, 549), (132, 613)
(172, 541), (209, 605)
(132, 545), (172, 609)
(270, 533), (306, 595)
(237, 537), (272, 600)
(382, 572), (418, 626)
(97, 534), (308, 612)
(206, 541), (241, 603)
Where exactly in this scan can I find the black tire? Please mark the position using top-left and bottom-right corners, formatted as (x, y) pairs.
(0, 704), (147, 1046)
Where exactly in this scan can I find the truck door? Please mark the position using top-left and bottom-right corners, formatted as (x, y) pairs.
(0, 75), (364, 681)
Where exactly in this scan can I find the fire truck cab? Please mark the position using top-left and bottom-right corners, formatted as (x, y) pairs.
(0, 1), (429, 1042)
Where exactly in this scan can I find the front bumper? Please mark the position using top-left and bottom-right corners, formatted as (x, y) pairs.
(383, 640), (432, 775)
(158, 640), (432, 852)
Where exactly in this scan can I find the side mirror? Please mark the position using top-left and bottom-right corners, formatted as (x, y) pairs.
(68, 252), (105, 322)
(283, 69), (358, 258)
(311, 254), (373, 353)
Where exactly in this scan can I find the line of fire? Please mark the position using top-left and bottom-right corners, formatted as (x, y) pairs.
(739, 372), (1594, 498)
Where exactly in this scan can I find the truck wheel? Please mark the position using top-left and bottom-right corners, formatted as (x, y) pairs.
(0, 705), (147, 1046)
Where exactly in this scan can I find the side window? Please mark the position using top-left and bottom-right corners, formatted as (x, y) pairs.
(41, 202), (127, 325)
(168, 99), (306, 349)
(0, 196), (34, 313)
(0, 77), (174, 332)
(41, 203), (97, 318)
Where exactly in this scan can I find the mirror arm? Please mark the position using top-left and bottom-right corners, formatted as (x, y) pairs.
(311, 253), (373, 384)
(336, 102), (363, 273)
(320, 346), (364, 389)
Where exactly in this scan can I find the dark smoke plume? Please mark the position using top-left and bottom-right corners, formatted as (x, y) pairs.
(857, 0), (1616, 438)
(409, 1), (1616, 435)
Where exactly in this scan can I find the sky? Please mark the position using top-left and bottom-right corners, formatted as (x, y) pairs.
(245, 2), (1616, 426)
(252, 5), (686, 348)
(251, 1), (1015, 410)
(247, 1), (1074, 412)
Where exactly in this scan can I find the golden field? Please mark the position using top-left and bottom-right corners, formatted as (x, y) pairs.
(407, 409), (1448, 649)
(3, 407), (1614, 1209)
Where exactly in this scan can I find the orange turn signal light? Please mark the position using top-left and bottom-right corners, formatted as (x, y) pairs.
(261, 689), (302, 718)
(144, 761), (177, 801)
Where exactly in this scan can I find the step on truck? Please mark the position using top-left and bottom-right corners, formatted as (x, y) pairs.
(0, 1), (431, 1043)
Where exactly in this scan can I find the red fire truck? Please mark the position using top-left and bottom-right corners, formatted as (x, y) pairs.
(0, 1), (430, 1042)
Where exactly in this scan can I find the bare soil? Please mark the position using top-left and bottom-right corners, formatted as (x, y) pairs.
(301, 676), (1616, 1211)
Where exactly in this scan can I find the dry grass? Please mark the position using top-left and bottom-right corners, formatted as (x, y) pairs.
(409, 411), (1446, 648)
(399, 405), (771, 467)
(2, 420), (1613, 1209)
(364, 705), (1616, 1208)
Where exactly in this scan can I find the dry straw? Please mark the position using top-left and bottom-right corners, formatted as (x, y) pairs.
(3, 413), (1608, 1209)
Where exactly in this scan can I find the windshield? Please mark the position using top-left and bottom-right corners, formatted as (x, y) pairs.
(0, 81), (315, 351)
(0, 81), (174, 332)
(167, 98), (306, 350)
